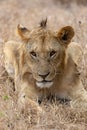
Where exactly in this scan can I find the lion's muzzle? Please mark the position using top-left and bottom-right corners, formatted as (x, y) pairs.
(36, 80), (53, 88)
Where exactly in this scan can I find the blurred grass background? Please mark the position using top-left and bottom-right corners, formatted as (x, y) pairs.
(0, 0), (87, 130)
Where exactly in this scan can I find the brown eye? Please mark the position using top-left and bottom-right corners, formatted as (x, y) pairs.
(30, 51), (37, 58)
(50, 50), (56, 58)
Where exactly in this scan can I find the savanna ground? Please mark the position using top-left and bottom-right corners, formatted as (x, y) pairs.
(0, 0), (87, 129)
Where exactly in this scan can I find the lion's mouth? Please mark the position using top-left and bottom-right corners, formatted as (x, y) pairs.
(36, 80), (53, 88)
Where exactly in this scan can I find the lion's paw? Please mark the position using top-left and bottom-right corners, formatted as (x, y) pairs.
(17, 94), (43, 125)
(70, 99), (87, 110)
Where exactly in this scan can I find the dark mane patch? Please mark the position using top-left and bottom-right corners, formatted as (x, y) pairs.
(39, 18), (47, 28)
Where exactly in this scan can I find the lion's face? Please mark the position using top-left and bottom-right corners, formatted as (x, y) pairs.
(25, 34), (65, 88)
(17, 20), (74, 88)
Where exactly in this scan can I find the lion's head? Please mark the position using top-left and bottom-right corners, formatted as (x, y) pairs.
(17, 19), (74, 88)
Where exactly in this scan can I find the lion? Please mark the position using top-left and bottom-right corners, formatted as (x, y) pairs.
(3, 19), (87, 109)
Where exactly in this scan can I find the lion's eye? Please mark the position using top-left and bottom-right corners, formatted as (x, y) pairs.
(30, 51), (37, 58)
(50, 50), (56, 58)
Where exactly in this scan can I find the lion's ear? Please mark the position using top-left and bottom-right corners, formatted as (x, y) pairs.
(57, 26), (75, 45)
(17, 24), (30, 41)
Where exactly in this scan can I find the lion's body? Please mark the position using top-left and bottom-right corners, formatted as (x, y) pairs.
(3, 20), (87, 109)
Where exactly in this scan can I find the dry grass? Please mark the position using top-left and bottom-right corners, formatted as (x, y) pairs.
(0, 0), (87, 129)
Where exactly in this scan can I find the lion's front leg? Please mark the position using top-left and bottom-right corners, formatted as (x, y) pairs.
(17, 81), (43, 124)
(18, 94), (42, 124)
(69, 80), (87, 109)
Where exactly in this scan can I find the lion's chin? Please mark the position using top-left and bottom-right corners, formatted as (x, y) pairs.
(36, 81), (53, 88)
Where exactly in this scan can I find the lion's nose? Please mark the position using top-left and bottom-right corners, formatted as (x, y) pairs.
(39, 72), (50, 79)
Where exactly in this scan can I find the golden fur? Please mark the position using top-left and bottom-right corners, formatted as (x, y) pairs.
(4, 20), (87, 109)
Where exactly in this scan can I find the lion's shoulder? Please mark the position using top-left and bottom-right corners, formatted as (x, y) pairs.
(67, 42), (83, 66)
(3, 41), (22, 78)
